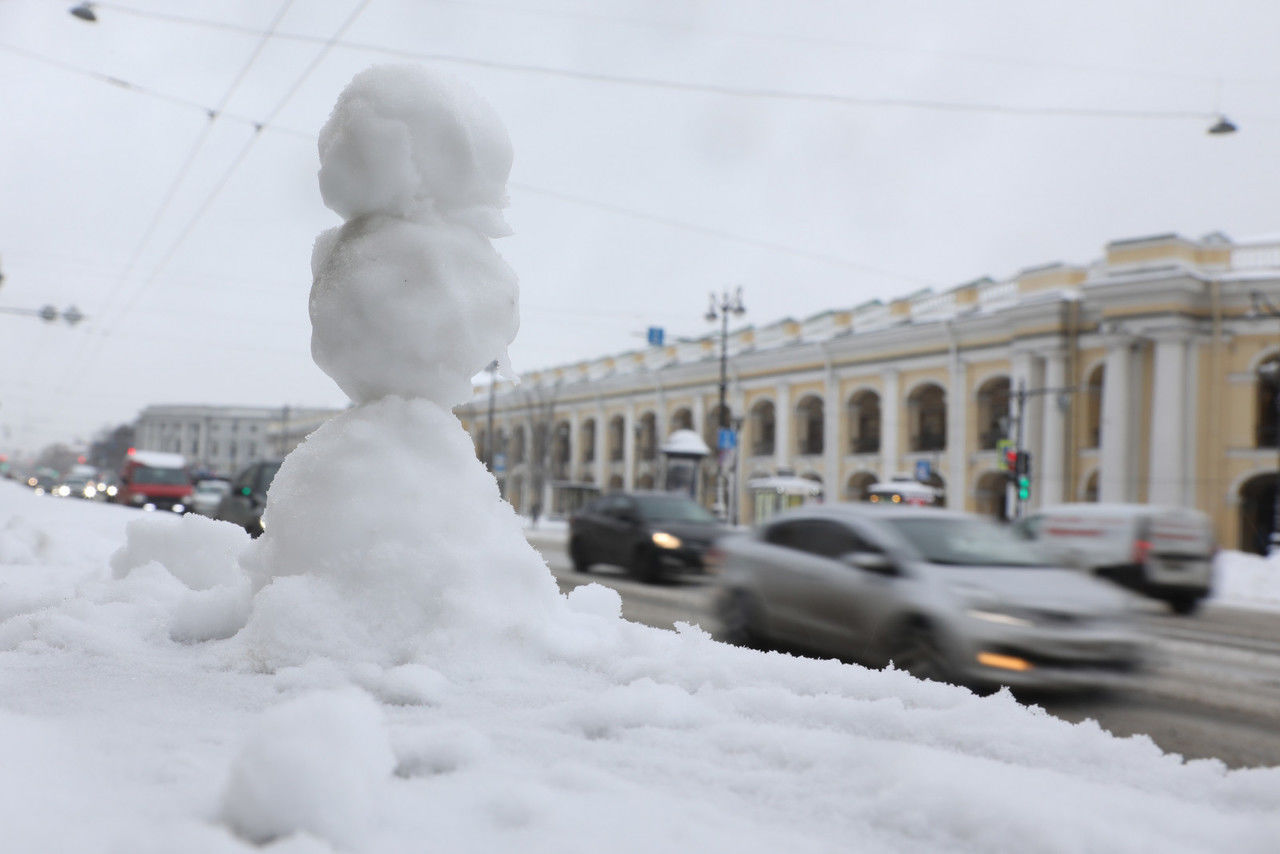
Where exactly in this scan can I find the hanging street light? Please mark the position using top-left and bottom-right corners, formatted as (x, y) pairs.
(1207, 115), (1238, 135)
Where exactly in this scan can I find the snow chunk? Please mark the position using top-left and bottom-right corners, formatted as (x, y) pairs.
(110, 513), (249, 590)
(221, 689), (394, 848)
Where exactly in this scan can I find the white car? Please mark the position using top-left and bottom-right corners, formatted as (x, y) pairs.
(1016, 503), (1215, 615)
(189, 479), (231, 517)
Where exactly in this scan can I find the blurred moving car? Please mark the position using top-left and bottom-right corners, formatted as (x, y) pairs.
(188, 479), (231, 517)
(53, 475), (98, 499)
(25, 469), (60, 495)
(568, 491), (729, 583)
(114, 450), (193, 513)
(711, 504), (1144, 690)
(215, 460), (281, 536)
(1016, 503), (1215, 615)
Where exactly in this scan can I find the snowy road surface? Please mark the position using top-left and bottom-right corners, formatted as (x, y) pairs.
(527, 532), (1280, 769)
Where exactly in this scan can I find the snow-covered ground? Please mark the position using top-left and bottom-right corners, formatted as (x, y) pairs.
(2, 482), (1279, 853)
(2, 64), (1276, 852)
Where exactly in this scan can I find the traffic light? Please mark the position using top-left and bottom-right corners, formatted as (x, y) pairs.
(1014, 451), (1032, 500)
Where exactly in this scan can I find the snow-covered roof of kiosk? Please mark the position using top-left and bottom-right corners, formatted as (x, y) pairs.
(660, 429), (710, 456)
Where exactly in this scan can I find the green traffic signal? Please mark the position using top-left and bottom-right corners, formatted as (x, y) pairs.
(1017, 475), (1030, 501)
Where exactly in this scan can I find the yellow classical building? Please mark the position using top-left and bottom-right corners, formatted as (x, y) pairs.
(458, 231), (1280, 553)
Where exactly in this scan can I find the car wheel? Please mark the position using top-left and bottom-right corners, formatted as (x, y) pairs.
(716, 590), (766, 649)
(884, 620), (950, 683)
(568, 538), (590, 574)
(631, 546), (662, 584)
(1166, 592), (1202, 616)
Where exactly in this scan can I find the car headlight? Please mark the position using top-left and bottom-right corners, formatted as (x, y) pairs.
(83, 486), (96, 498)
(966, 609), (1035, 628)
(172, 503), (186, 514)
(107, 485), (118, 497)
(651, 531), (682, 549)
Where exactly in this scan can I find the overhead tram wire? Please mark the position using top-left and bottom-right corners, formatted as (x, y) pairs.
(59, 0), (374, 400)
(45, 0), (301, 404)
(70, 4), (1227, 123)
(8, 52), (938, 294)
(67, 0), (300, 334)
(94, 0), (1275, 89)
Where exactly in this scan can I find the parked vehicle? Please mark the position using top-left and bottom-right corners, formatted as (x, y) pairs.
(25, 469), (60, 494)
(1016, 503), (1215, 615)
(215, 461), (282, 536)
(568, 491), (729, 583)
(711, 504), (1145, 691)
(189, 479), (231, 517)
(114, 450), (193, 513)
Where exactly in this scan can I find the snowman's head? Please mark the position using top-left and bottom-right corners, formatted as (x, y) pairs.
(318, 65), (512, 224)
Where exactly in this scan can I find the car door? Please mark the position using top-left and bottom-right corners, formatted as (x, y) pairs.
(749, 518), (868, 655)
(593, 495), (637, 568)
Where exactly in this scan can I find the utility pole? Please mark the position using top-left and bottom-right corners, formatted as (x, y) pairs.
(705, 288), (746, 520)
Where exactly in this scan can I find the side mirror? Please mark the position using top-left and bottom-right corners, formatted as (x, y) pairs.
(842, 552), (897, 576)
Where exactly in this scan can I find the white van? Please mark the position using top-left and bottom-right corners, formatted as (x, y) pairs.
(1017, 503), (1215, 615)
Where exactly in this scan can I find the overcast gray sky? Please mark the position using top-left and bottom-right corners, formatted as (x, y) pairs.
(1, 0), (1277, 454)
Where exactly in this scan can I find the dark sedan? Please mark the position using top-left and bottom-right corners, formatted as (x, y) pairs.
(568, 491), (728, 583)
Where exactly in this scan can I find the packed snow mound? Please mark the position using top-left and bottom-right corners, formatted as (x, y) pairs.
(317, 64), (513, 227)
(221, 688), (395, 847)
(310, 65), (519, 406)
(310, 214), (518, 406)
(237, 396), (561, 668)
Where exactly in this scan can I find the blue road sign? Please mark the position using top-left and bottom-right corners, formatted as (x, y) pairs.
(717, 428), (737, 450)
(647, 326), (665, 346)
(493, 452), (507, 474)
(914, 459), (931, 481)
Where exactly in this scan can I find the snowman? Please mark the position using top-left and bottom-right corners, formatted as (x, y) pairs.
(238, 65), (560, 667)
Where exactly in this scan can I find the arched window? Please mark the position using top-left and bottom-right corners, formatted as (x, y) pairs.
(845, 471), (877, 501)
(638, 411), (658, 461)
(1256, 356), (1280, 448)
(847, 390), (880, 454)
(749, 400), (776, 456)
(975, 376), (1011, 450)
(908, 384), (946, 452)
(551, 421), (570, 479)
(608, 416), (625, 462)
(580, 418), (596, 463)
(796, 395), (824, 455)
(670, 408), (694, 431)
(511, 426), (526, 464)
(1085, 365), (1104, 449)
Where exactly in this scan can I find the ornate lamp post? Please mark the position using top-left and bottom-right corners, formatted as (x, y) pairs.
(705, 287), (745, 519)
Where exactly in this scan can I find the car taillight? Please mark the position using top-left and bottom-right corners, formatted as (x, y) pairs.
(1133, 539), (1151, 565)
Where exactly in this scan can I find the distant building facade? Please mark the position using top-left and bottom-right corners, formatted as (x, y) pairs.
(457, 232), (1280, 552)
(134, 404), (343, 477)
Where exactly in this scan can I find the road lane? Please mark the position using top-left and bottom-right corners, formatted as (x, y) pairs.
(529, 534), (1280, 769)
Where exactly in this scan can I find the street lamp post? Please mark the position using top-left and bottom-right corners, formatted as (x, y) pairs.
(1249, 291), (1280, 554)
(705, 287), (746, 519)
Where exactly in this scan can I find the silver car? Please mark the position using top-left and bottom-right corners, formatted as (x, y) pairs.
(711, 504), (1145, 690)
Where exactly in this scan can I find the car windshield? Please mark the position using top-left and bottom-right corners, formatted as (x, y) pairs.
(883, 517), (1052, 567)
(132, 466), (189, 486)
(634, 495), (718, 524)
(196, 481), (229, 494)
